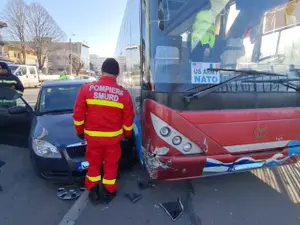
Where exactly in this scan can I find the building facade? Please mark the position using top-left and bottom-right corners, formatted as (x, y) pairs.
(114, 0), (141, 88)
(48, 41), (90, 74)
(1, 42), (38, 65)
(89, 54), (107, 73)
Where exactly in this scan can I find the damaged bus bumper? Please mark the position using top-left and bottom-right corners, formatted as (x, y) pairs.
(143, 144), (300, 181)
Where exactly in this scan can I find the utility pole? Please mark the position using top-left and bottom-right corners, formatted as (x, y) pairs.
(69, 38), (72, 75)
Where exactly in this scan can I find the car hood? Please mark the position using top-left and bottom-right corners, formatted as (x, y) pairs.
(33, 113), (83, 147)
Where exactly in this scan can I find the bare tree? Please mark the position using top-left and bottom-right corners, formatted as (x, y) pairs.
(72, 56), (85, 75)
(26, 2), (66, 70)
(3, 0), (28, 64)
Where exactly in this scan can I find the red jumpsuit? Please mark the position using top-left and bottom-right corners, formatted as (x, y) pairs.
(73, 76), (134, 193)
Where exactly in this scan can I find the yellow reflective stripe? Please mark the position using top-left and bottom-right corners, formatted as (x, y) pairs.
(0, 99), (15, 103)
(84, 129), (123, 137)
(0, 80), (17, 84)
(74, 120), (84, 126)
(86, 175), (101, 182)
(123, 124), (133, 131)
(86, 99), (124, 109)
(102, 178), (116, 185)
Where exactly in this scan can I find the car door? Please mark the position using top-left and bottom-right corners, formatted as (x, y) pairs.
(0, 88), (33, 148)
(16, 66), (29, 88)
(28, 66), (39, 87)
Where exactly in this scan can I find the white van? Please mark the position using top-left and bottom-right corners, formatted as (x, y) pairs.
(7, 64), (40, 88)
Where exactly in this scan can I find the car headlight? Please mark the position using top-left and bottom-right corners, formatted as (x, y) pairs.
(32, 139), (62, 158)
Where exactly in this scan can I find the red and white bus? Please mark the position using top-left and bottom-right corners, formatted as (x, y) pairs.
(115, 0), (300, 180)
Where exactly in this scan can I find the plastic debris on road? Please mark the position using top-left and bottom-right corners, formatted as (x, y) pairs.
(56, 186), (85, 200)
(124, 193), (142, 203)
(138, 180), (157, 190)
(159, 197), (184, 221)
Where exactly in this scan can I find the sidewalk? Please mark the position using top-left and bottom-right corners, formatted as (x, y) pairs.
(74, 168), (193, 225)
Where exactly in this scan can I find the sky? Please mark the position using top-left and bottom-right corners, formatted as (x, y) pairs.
(0, 0), (128, 57)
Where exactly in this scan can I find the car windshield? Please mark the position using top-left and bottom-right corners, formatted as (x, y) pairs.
(37, 85), (81, 114)
(148, 0), (300, 92)
(8, 65), (19, 73)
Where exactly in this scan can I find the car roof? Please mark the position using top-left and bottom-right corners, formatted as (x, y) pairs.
(41, 79), (88, 88)
(7, 64), (35, 67)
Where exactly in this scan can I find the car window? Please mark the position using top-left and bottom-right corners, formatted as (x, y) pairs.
(37, 85), (82, 114)
(29, 67), (36, 75)
(19, 67), (27, 75)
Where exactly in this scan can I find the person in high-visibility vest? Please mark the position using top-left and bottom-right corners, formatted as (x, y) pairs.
(190, 0), (229, 61)
(190, 9), (215, 60)
(59, 72), (68, 80)
(0, 62), (24, 108)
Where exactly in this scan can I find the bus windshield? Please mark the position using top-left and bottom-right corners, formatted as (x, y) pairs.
(148, 0), (300, 92)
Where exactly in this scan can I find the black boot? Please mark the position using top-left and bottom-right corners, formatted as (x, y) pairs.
(103, 188), (117, 205)
(88, 184), (104, 205)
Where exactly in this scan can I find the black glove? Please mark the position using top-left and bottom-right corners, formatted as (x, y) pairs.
(77, 133), (84, 140)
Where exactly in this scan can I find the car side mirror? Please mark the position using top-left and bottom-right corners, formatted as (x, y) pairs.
(8, 106), (28, 114)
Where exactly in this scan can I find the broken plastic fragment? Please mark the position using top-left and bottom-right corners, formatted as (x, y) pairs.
(159, 197), (184, 221)
(56, 186), (85, 200)
(124, 193), (142, 203)
(138, 180), (157, 190)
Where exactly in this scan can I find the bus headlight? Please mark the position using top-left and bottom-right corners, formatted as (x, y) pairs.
(172, 136), (182, 145)
(183, 143), (192, 152)
(160, 127), (170, 137)
(151, 113), (203, 155)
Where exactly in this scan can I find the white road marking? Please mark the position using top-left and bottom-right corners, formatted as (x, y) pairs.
(57, 190), (89, 225)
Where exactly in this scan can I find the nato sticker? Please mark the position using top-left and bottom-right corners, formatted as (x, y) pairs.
(191, 62), (221, 84)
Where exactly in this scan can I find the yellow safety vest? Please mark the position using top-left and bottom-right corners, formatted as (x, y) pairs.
(191, 10), (216, 49)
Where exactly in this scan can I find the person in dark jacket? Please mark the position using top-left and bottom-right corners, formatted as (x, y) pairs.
(0, 62), (24, 107)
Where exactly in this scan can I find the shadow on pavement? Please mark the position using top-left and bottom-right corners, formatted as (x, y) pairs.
(190, 163), (300, 225)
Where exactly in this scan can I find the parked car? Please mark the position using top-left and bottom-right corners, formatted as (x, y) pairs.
(3, 80), (138, 184)
(80, 75), (97, 82)
(7, 64), (40, 88)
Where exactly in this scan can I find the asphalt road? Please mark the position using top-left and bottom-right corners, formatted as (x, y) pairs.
(0, 88), (73, 225)
(75, 164), (300, 225)
(0, 145), (73, 225)
(23, 88), (40, 105)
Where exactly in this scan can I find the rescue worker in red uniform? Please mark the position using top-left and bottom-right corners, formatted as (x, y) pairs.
(73, 58), (134, 204)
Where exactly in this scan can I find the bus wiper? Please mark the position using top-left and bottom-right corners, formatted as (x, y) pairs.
(184, 68), (287, 103)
